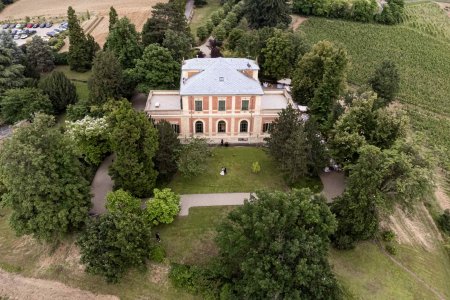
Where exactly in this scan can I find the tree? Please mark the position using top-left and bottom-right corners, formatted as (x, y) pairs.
(68, 6), (93, 71)
(125, 44), (180, 92)
(162, 29), (193, 62)
(369, 60), (400, 106)
(104, 17), (142, 69)
(265, 105), (323, 182)
(331, 142), (433, 248)
(0, 114), (91, 241)
(207, 38), (222, 58)
(26, 36), (54, 73)
(0, 31), (25, 64)
(261, 31), (296, 80)
(155, 120), (181, 181)
(142, 1), (190, 46)
(65, 116), (110, 166)
(108, 100), (159, 198)
(146, 188), (180, 225)
(351, 0), (377, 22)
(177, 138), (210, 178)
(215, 189), (341, 299)
(86, 34), (100, 60)
(109, 6), (118, 32)
(39, 71), (78, 113)
(87, 50), (123, 105)
(292, 41), (349, 127)
(0, 88), (53, 124)
(78, 189), (152, 283)
(329, 91), (406, 166)
(243, 0), (291, 29)
(0, 47), (25, 94)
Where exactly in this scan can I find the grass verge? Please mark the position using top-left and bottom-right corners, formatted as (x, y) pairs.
(189, 0), (221, 43)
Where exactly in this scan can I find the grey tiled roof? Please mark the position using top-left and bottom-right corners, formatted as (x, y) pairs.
(182, 57), (259, 70)
(180, 58), (264, 96)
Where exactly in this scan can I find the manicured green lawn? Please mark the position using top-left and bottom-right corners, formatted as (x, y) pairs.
(189, 0), (221, 43)
(53, 65), (92, 82)
(157, 206), (236, 265)
(73, 81), (89, 101)
(167, 147), (289, 194)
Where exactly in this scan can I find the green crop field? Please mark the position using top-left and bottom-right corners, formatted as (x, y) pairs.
(301, 3), (450, 168)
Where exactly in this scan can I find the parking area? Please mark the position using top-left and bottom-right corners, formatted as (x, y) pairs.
(0, 22), (67, 46)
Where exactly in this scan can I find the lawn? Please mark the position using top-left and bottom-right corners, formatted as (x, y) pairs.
(189, 0), (221, 43)
(51, 65), (91, 101)
(301, 3), (450, 169)
(167, 147), (289, 194)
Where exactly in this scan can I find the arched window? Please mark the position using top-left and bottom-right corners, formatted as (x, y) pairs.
(195, 121), (204, 133)
(218, 121), (226, 133)
(240, 120), (248, 133)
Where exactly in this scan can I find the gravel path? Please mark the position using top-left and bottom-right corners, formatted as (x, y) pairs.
(180, 193), (251, 216)
(89, 154), (114, 215)
(185, 0), (194, 21)
(0, 269), (117, 300)
(319, 171), (346, 202)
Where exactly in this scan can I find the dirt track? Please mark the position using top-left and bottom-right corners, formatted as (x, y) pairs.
(0, 269), (118, 300)
(0, 0), (168, 46)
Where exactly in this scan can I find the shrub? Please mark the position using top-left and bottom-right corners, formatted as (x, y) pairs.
(385, 243), (398, 255)
(169, 263), (219, 296)
(333, 234), (356, 250)
(197, 25), (209, 41)
(210, 12), (222, 26)
(150, 244), (166, 263)
(53, 52), (68, 65)
(213, 24), (227, 42)
(439, 209), (450, 234)
(381, 230), (396, 242)
(205, 19), (214, 32)
(146, 188), (181, 225)
(252, 161), (261, 174)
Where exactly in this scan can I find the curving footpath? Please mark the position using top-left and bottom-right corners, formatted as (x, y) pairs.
(179, 193), (251, 216)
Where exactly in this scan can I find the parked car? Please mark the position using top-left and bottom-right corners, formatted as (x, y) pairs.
(15, 24), (23, 29)
(2, 24), (10, 29)
(60, 27), (67, 32)
(29, 29), (36, 34)
(46, 31), (56, 37)
(13, 35), (20, 40)
(32, 24), (39, 28)
(20, 34), (28, 39)
(26, 23), (33, 28)
(54, 28), (61, 33)
(45, 22), (53, 28)
(11, 29), (17, 35)
(16, 29), (23, 35)
(23, 29), (29, 34)
(39, 23), (46, 28)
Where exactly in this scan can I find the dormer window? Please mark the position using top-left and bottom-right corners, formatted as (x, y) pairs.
(219, 77), (224, 82)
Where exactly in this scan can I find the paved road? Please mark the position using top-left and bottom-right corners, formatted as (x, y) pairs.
(185, 0), (194, 21)
(180, 193), (251, 216)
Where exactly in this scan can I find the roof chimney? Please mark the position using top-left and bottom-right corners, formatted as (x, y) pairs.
(219, 77), (224, 82)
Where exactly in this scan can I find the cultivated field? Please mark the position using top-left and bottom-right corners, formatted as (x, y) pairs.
(0, 0), (168, 46)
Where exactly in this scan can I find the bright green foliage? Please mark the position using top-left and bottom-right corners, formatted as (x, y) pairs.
(88, 50), (123, 105)
(292, 41), (349, 126)
(146, 188), (180, 225)
(377, 0), (405, 25)
(227, 28), (245, 51)
(331, 142), (433, 248)
(177, 138), (211, 178)
(0, 114), (91, 241)
(162, 29), (193, 62)
(196, 25), (209, 41)
(125, 44), (180, 92)
(105, 17), (142, 69)
(39, 71), (77, 113)
(351, 0), (378, 22)
(109, 6), (118, 32)
(0, 88), (53, 124)
(369, 60), (400, 105)
(0, 47), (25, 94)
(266, 105), (325, 182)
(243, 0), (291, 28)
(67, 6), (94, 72)
(212, 24), (227, 42)
(65, 116), (110, 166)
(142, 1), (190, 46)
(215, 189), (341, 299)
(329, 92), (406, 166)
(262, 30), (296, 80)
(78, 189), (152, 283)
(108, 100), (159, 198)
(155, 120), (181, 182)
(251, 161), (260, 174)
(25, 36), (54, 73)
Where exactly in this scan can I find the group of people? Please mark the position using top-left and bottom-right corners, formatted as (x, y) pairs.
(220, 167), (227, 176)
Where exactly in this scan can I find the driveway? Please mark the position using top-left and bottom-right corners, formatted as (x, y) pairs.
(180, 193), (251, 216)
(319, 171), (346, 202)
(185, 0), (194, 21)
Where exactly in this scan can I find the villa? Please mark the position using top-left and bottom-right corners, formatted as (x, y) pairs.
(145, 57), (295, 144)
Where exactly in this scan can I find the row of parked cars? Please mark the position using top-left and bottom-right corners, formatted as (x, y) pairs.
(46, 22), (68, 37)
(2, 22), (53, 29)
(5, 28), (37, 40)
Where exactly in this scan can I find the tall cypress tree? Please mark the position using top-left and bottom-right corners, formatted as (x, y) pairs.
(109, 6), (119, 32)
(243, 0), (292, 28)
(68, 6), (93, 72)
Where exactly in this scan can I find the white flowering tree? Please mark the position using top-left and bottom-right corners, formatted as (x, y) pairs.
(65, 116), (110, 165)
